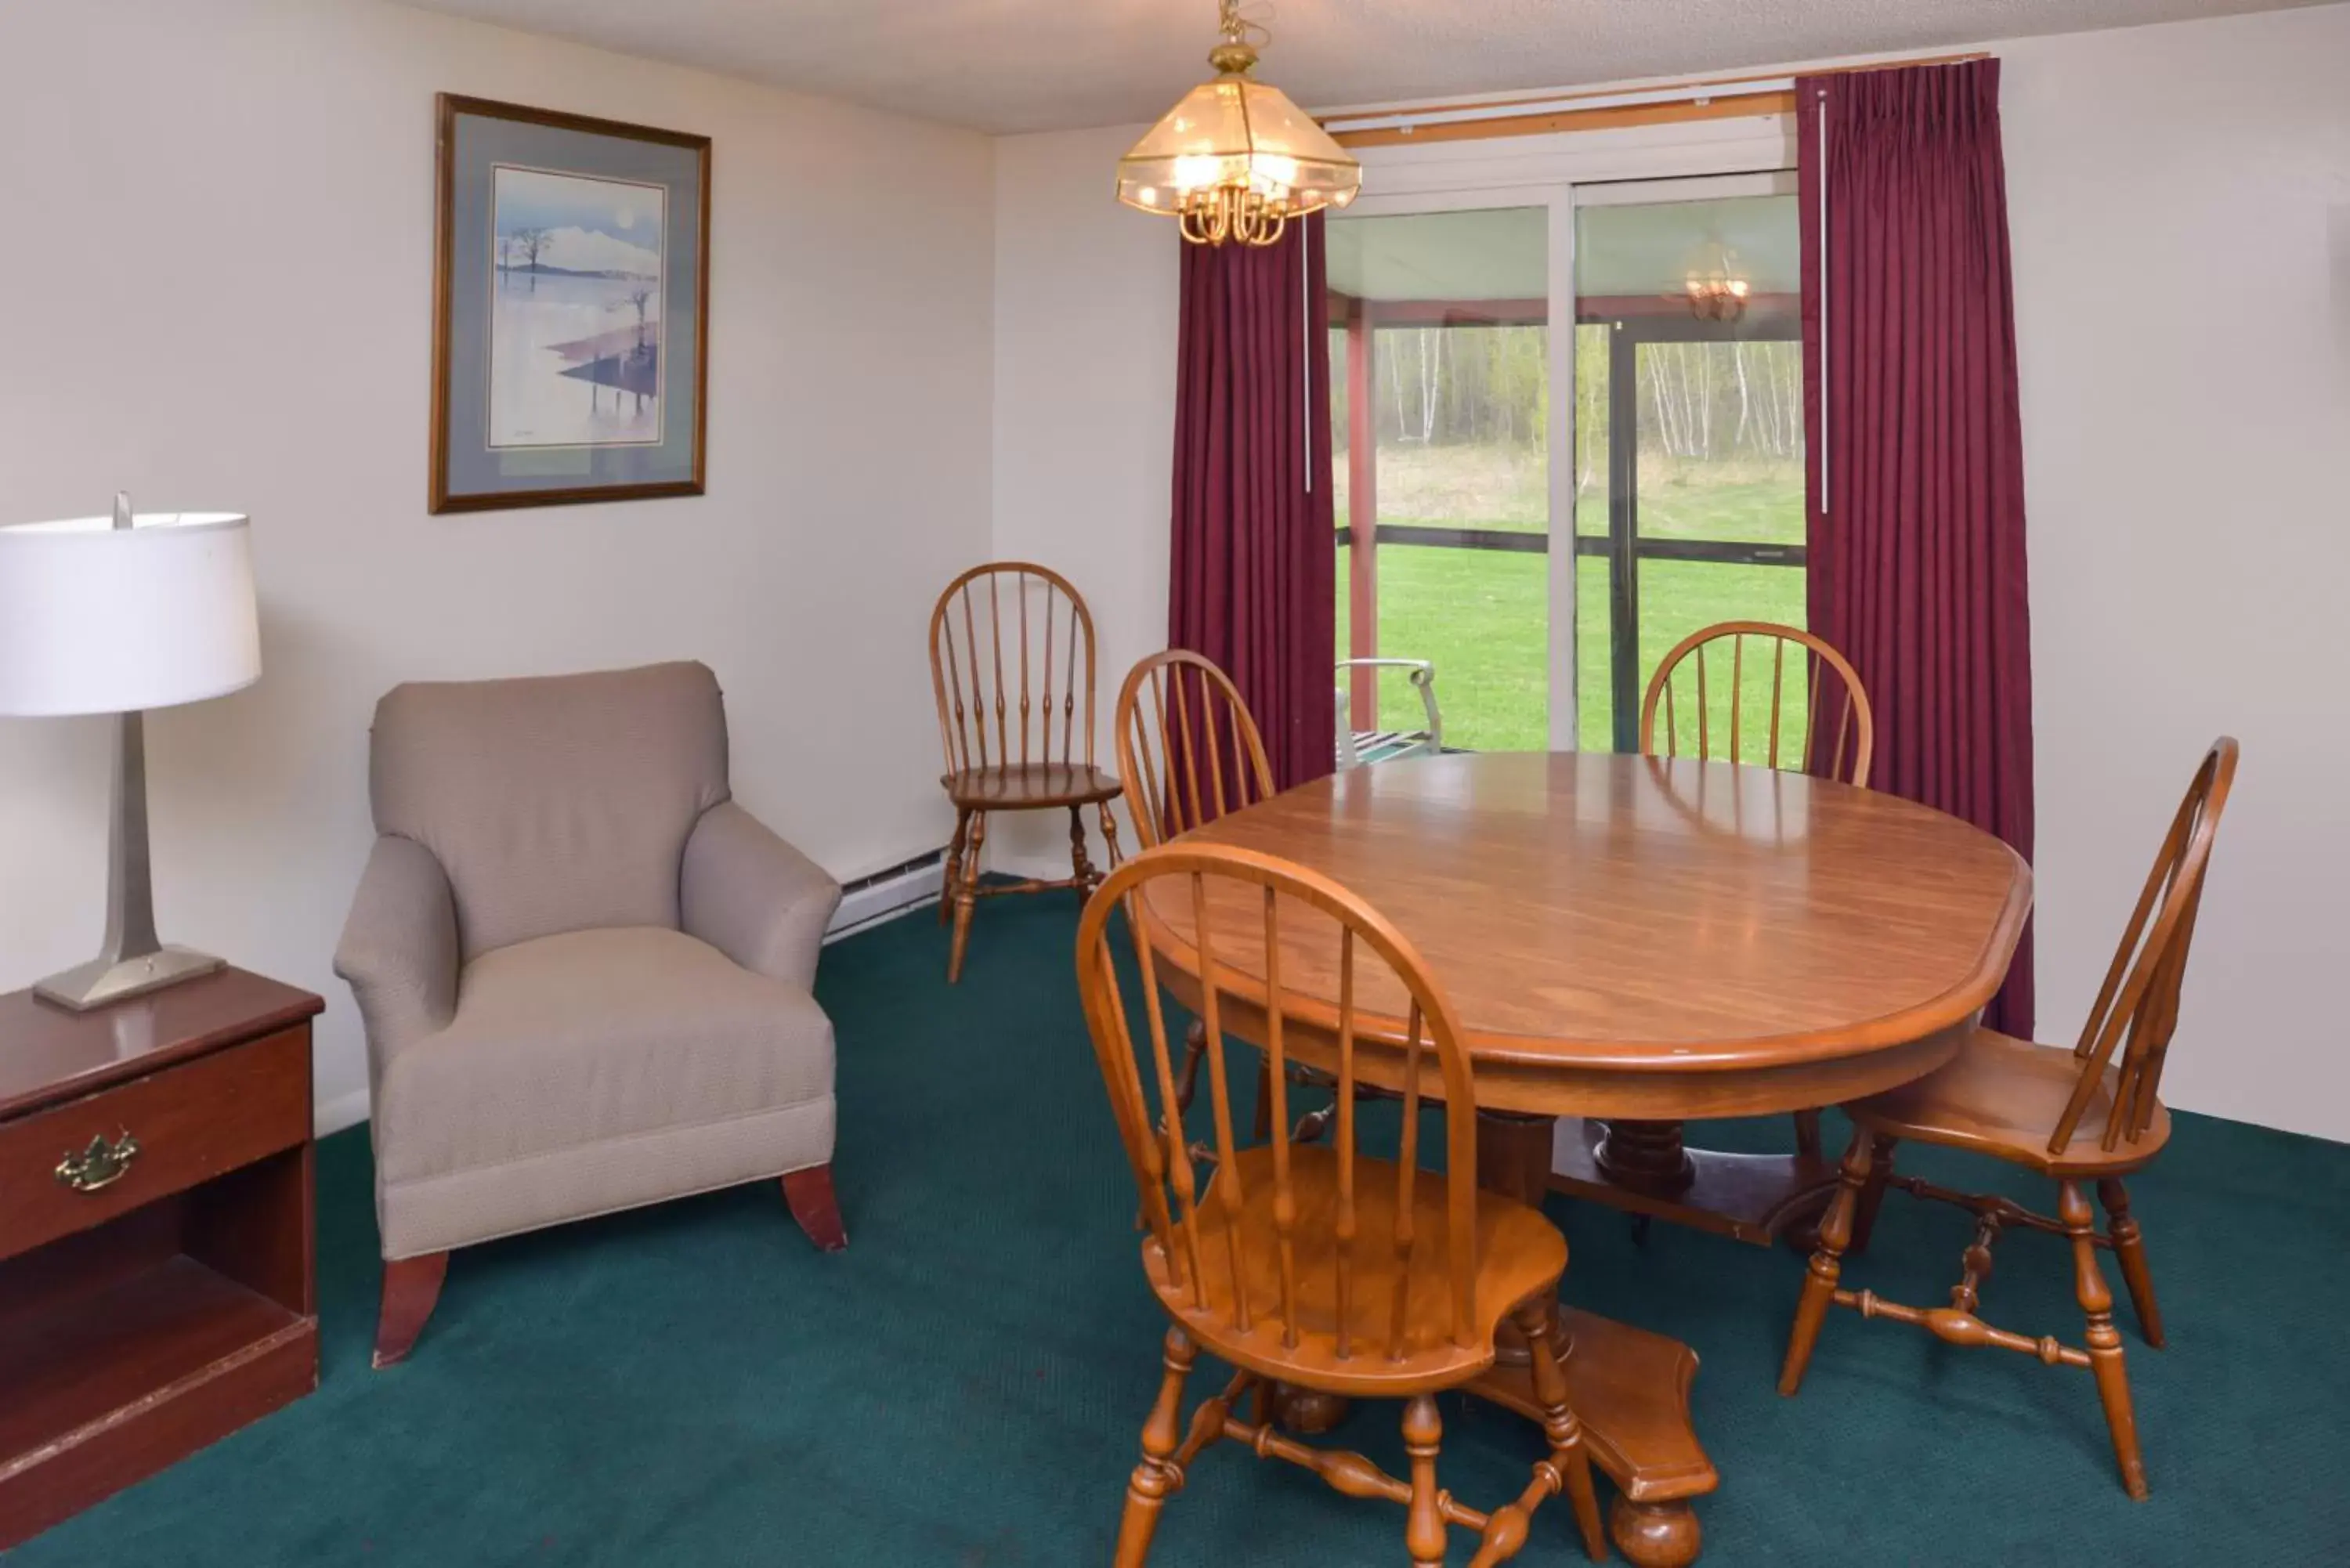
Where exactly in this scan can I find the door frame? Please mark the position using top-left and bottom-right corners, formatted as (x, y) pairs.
(1592, 310), (1807, 749)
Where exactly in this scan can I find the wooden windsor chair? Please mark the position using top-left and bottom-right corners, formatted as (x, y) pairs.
(1115, 651), (1289, 1139)
(1779, 738), (2240, 1501)
(928, 562), (1124, 982)
(1640, 620), (1874, 1162)
(1076, 844), (1605, 1568)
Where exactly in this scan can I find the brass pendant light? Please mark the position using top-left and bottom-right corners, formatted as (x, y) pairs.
(1115, 0), (1362, 247)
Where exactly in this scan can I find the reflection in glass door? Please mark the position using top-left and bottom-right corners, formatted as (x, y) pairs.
(1574, 187), (1807, 753)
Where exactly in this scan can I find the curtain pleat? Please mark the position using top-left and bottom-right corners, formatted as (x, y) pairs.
(1800, 60), (2037, 1035)
(1168, 215), (1337, 793)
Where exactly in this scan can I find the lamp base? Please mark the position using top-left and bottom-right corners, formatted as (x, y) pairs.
(34, 946), (226, 1012)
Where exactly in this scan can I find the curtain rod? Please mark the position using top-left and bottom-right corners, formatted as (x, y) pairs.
(1319, 51), (1989, 138)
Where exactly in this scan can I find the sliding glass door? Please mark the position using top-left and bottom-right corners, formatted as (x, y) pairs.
(1575, 186), (1806, 751)
(1327, 204), (1558, 752)
(1329, 175), (1803, 755)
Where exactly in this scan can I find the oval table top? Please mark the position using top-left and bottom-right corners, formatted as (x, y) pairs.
(1137, 750), (2033, 1120)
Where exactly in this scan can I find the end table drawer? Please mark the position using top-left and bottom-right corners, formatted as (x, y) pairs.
(0, 1027), (310, 1257)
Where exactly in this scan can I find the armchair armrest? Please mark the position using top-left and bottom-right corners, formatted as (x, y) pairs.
(334, 835), (460, 1083)
(682, 800), (843, 993)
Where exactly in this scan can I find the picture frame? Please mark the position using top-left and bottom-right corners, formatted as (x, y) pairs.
(429, 94), (711, 514)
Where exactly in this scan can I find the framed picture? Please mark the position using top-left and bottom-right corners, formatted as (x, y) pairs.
(429, 94), (710, 513)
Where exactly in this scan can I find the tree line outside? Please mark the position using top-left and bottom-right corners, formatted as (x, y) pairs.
(1331, 322), (1810, 753)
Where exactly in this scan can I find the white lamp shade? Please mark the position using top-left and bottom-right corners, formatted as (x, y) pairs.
(0, 512), (261, 717)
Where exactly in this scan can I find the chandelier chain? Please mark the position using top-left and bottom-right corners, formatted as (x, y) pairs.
(1217, 0), (1271, 52)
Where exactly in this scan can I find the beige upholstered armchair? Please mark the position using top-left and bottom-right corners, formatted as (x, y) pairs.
(334, 662), (844, 1367)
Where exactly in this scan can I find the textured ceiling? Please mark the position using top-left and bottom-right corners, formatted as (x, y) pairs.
(399, 0), (2331, 135)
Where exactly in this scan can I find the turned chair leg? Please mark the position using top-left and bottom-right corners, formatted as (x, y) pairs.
(782, 1165), (848, 1252)
(1847, 1133), (1899, 1256)
(1114, 1326), (1197, 1568)
(1097, 799), (1125, 869)
(1402, 1393), (1448, 1568)
(374, 1252), (450, 1369)
(1068, 805), (1101, 894)
(947, 810), (985, 983)
(2099, 1177), (2164, 1348)
(2063, 1180), (2148, 1500)
(939, 807), (971, 925)
(1483, 1298), (1604, 1563)
(1174, 1021), (1209, 1115)
(1780, 1124), (1875, 1396)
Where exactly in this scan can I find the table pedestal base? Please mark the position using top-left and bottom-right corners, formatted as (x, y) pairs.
(1550, 1118), (1841, 1248)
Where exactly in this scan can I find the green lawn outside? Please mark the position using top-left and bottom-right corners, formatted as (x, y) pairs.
(1336, 457), (1813, 757)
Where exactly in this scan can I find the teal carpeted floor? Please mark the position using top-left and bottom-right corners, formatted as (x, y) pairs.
(21, 890), (2350, 1565)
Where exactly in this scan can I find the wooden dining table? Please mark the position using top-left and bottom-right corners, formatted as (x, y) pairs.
(1135, 750), (2031, 1566)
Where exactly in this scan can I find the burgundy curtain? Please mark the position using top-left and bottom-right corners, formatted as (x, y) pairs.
(1169, 215), (1336, 793)
(1799, 60), (2036, 1035)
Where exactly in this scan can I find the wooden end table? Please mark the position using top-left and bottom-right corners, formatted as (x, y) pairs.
(0, 968), (324, 1547)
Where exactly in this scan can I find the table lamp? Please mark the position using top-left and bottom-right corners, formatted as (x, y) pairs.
(0, 495), (261, 1010)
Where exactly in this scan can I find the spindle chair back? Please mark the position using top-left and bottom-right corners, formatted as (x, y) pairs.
(2048, 736), (2236, 1157)
(1115, 651), (1276, 850)
(1640, 620), (1874, 786)
(928, 562), (1098, 779)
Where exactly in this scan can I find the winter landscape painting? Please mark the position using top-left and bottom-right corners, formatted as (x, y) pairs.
(431, 95), (707, 512)
(488, 165), (667, 450)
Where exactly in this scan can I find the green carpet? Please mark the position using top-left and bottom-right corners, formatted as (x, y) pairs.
(21, 890), (2349, 1566)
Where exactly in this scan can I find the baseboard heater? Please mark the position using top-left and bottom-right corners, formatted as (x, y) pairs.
(825, 848), (946, 941)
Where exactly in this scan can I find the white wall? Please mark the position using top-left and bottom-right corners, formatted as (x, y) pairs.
(2002, 4), (2350, 1139)
(988, 128), (1180, 871)
(0, 0), (994, 1125)
(986, 4), (2350, 1140)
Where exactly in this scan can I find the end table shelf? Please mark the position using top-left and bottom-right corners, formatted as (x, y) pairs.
(0, 969), (323, 1548)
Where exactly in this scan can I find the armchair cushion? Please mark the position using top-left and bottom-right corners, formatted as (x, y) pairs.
(682, 800), (844, 993)
(369, 662), (728, 962)
(334, 834), (459, 1083)
(373, 926), (834, 1257)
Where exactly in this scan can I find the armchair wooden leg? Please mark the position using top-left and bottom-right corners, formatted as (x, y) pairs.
(783, 1165), (848, 1252)
(1114, 1326), (1197, 1568)
(948, 811), (985, 983)
(940, 807), (972, 925)
(2063, 1180), (2148, 1499)
(1780, 1124), (1874, 1396)
(374, 1252), (449, 1369)
(2099, 1177), (2164, 1348)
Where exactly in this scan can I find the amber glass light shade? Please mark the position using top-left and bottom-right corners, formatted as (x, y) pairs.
(1116, 14), (1361, 247)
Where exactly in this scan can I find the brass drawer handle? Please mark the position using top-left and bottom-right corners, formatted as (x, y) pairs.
(56, 1130), (141, 1193)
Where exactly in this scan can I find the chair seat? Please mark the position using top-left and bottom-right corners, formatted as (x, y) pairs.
(375, 926), (834, 1187)
(1849, 1027), (2171, 1176)
(940, 762), (1121, 808)
(1141, 1144), (1567, 1397)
